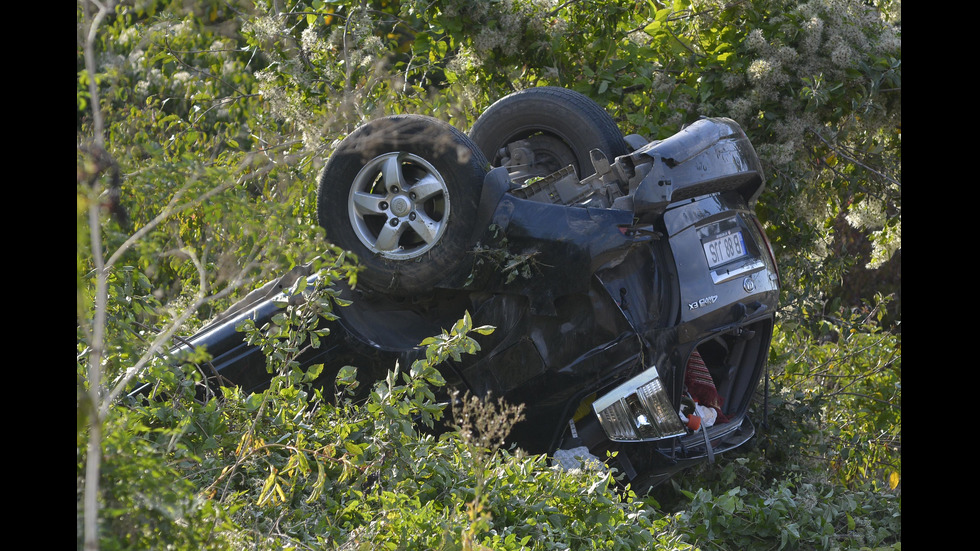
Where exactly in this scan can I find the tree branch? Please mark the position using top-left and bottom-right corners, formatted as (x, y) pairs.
(80, 1), (117, 549)
(809, 128), (902, 188)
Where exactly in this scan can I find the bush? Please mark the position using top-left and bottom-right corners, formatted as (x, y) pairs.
(666, 479), (901, 550)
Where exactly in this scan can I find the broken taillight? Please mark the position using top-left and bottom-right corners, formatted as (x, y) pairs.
(592, 365), (687, 442)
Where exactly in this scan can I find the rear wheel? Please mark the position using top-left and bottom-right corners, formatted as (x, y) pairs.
(468, 87), (629, 185)
(317, 115), (489, 295)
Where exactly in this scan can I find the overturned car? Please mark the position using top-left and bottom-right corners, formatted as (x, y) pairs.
(176, 87), (779, 490)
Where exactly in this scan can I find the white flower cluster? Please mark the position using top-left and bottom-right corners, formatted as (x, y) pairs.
(447, 45), (478, 76)
(255, 69), (295, 124)
(724, 97), (754, 124)
(118, 26), (139, 46)
(300, 27), (325, 59)
(243, 16), (282, 46)
(168, 19), (193, 38)
(867, 221), (900, 269)
(800, 16), (824, 55)
(744, 29), (768, 52)
(757, 142), (797, 168)
(468, 0), (541, 61)
(730, 0), (901, 162)
(844, 197), (885, 230)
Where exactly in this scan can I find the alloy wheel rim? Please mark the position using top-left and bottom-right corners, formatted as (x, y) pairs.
(347, 152), (451, 259)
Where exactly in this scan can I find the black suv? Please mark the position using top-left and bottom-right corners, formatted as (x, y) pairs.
(175, 87), (780, 490)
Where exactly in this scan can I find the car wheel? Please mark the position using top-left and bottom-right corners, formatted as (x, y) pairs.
(317, 115), (489, 295)
(468, 87), (629, 185)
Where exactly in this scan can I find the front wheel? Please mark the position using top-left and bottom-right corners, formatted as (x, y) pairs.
(317, 115), (489, 295)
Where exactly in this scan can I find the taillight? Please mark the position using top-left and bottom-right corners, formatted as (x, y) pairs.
(592, 365), (686, 442)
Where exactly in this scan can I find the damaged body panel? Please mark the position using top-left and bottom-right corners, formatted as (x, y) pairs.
(166, 88), (779, 491)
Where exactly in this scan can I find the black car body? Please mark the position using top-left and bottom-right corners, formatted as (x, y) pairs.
(171, 88), (779, 490)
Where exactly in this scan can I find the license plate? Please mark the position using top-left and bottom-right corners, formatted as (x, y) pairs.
(703, 231), (747, 268)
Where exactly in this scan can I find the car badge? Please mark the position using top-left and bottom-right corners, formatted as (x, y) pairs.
(688, 295), (719, 310)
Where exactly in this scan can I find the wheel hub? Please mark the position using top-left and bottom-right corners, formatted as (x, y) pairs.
(389, 195), (412, 217)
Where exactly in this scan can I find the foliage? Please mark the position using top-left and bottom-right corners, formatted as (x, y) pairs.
(77, 0), (326, 326)
(78, 0), (900, 549)
(667, 479), (900, 550)
(78, 387), (238, 550)
(770, 296), (901, 492)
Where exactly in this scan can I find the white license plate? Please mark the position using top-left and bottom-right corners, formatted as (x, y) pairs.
(703, 231), (747, 268)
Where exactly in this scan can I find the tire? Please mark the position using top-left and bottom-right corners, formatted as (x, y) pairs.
(468, 87), (629, 185)
(317, 115), (489, 295)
